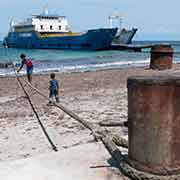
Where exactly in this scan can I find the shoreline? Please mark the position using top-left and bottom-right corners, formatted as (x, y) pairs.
(0, 62), (149, 77)
(1, 58), (180, 78)
(0, 64), (148, 75)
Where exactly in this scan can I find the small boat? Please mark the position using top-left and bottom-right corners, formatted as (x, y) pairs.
(3, 10), (117, 51)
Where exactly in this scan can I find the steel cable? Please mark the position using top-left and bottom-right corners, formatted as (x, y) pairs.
(4, 43), (58, 152)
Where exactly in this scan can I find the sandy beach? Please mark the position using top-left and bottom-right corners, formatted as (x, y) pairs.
(1, 64), (180, 179)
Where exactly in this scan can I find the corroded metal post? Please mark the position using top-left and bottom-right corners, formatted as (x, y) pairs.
(127, 75), (180, 175)
(150, 45), (173, 70)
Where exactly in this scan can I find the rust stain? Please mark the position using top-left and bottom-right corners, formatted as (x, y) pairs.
(150, 45), (173, 70)
(127, 75), (180, 175)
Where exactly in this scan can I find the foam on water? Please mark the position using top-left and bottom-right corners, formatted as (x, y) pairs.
(0, 41), (180, 76)
(0, 58), (150, 76)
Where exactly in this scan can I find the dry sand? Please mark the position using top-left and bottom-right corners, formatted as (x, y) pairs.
(1, 64), (180, 179)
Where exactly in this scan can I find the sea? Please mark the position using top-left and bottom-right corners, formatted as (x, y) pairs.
(0, 41), (180, 76)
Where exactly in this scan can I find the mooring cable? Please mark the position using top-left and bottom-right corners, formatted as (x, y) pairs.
(4, 44), (58, 152)
(22, 78), (96, 131)
(22, 78), (129, 148)
(14, 74), (58, 152)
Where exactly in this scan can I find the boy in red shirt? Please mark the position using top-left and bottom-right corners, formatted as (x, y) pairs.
(17, 53), (33, 83)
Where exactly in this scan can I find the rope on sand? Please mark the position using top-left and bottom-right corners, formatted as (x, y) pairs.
(101, 136), (180, 180)
(98, 120), (128, 127)
(11, 66), (58, 152)
(23, 79), (180, 180)
(22, 79), (98, 133)
(3, 43), (58, 151)
(17, 77), (180, 180)
(111, 134), (128, 148)
(23, 79), (128, 146)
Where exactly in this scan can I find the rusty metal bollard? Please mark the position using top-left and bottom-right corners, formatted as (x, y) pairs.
(127, 75), (180, 175)
(150, 45), (173, 70)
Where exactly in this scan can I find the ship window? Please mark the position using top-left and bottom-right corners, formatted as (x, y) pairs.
(50, 25), (53, 30)
(65, 26), (69, 31)
(40, 25), (43, 30)
(59, 26), (61, 30)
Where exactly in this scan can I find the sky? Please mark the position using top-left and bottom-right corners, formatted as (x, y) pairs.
(0, 0), (180, 41)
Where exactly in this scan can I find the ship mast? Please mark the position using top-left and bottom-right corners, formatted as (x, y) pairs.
(108, 12), (123, 30)
(42, 4), (49, 15)
(9, 18), (15, 32)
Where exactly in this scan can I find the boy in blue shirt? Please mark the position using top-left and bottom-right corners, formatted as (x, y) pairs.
(49, 73), (60, 104)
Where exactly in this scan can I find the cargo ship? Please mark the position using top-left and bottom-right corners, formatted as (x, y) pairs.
(3, 10), (118, 50)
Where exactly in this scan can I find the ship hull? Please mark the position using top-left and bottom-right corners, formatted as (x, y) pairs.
(3, 28), (117, 50)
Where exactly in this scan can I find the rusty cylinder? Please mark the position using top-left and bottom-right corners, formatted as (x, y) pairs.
(150, 45), (173, 70)
(127, 75), (180, 175)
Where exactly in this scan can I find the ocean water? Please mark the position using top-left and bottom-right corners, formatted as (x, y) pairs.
(0, 41), (180, 76)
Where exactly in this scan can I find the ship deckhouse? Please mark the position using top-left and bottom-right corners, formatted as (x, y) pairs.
(32, 14), (70, 32)
(13, 11), (71, 33)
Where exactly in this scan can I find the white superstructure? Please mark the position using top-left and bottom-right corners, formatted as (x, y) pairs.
(13, 10), (71, 33)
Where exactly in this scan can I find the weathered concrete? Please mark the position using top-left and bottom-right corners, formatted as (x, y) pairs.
(127, 75), (180, 175)
(0, 142), (128, 180)
(150, 45), (173, 70)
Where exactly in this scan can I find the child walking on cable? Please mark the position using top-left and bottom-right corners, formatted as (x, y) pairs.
(49, 73), (60, 104)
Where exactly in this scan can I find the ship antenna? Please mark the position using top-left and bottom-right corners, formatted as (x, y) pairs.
(43, 5), (49, 15)
(108, 11), (124, 30)
(119, 15), (123, 30)
(108, 15), (113, 28)
(9, 18), (14, 32)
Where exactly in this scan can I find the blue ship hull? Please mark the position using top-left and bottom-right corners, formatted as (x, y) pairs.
(4, 28), (117, 50)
